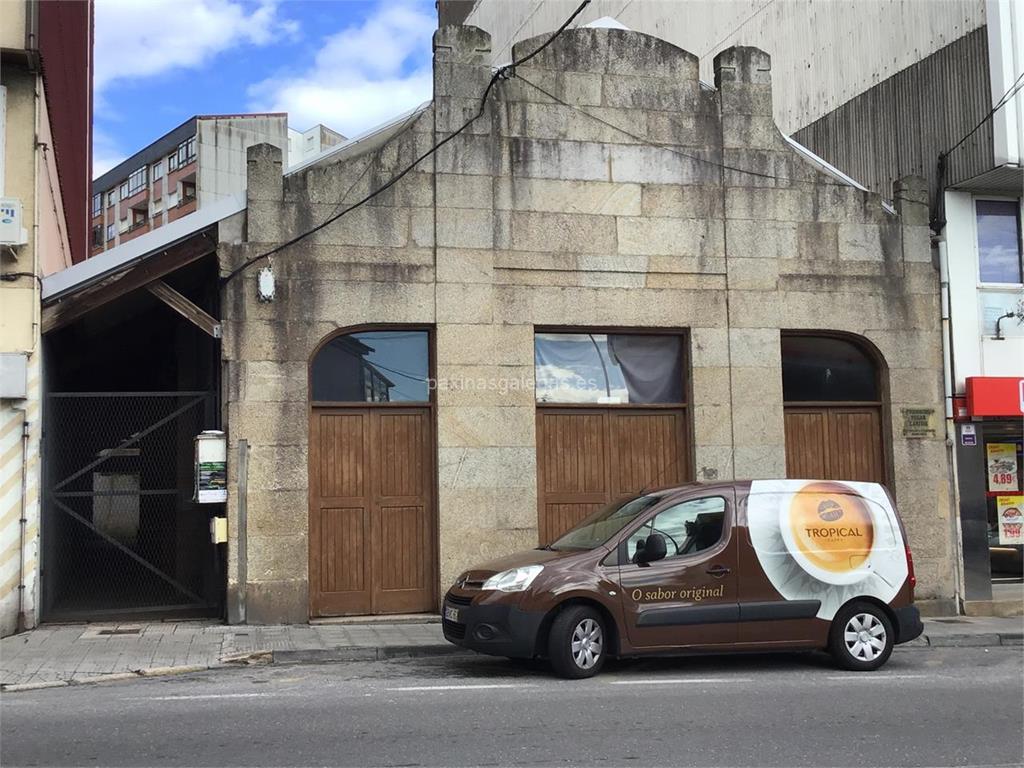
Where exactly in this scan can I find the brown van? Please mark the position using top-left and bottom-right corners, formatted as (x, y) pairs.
(442, 479), (923, 678)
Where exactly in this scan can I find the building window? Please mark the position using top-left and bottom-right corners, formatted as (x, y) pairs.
(181, 181), (196, 202)
(118, 181), (129, 200)
(106, 191), (116, 208)
(151, 161), (164, 182)
(126, 167), (147, 196)
(91, 194), (102, 217)
(976, 200), (1023, 284)
(781, 334), (879, 402)
(171, 135), (197, 172)
(105, 223), (115, 241)
(91, 226), (103, 247)
(310, 330), (430, 403)
(131, 208), (146, 228)
(534, 333), (685, 404)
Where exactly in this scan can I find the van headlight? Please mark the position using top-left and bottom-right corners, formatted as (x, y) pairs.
(482, 565), (543, 592)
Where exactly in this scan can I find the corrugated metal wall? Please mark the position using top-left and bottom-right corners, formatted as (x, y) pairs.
(793, 28), (994, 210)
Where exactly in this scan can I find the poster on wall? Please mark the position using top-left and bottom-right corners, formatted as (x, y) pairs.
(986, 443), (1020, 493)
(996, 496), (1024, 545)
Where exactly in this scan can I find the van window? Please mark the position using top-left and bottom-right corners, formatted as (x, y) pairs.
(549, 493), (667, 551)
(627, 497), (726, 561)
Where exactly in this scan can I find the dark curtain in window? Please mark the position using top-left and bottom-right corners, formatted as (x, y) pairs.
(781, 335), (879, 402)
(606, 334), (685, 404)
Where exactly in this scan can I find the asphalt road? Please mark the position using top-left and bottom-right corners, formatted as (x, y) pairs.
(2, 647), (1021, 768)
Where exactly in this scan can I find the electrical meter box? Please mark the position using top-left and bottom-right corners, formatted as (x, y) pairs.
(0, 198), (28, 246)
(194, 430), (227, 503)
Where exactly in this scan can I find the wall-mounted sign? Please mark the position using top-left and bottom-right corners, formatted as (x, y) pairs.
(986, 443), (1020, 493)
(195, 430), (227, 504)
(996, 496), (1024, 545)
(965, 377), (1024, 417)
(901, 408), (936, 439)
(961, 424), (977, 447)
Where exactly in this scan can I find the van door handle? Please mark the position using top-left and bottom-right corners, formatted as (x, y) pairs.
(706, 565), (731, 578)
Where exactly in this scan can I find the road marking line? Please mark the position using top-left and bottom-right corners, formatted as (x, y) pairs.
(139, 693), (275, 700)
(387, 684), (532, 692)
(602, 684), (757, 688)
(826, 674), (928, 681)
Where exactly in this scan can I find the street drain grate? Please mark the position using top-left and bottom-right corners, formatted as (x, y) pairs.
(96, 628), (142, 635)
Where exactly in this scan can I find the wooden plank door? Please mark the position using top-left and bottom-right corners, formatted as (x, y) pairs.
(784, 406), (884, 484)
(310, 407), (435, 617)
(536, 408), (689, 544)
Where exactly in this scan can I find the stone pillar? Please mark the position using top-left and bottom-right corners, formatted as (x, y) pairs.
(714, 47), (788, 479)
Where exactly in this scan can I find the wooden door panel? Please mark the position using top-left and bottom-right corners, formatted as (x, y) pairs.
(784, 409), (829, 479)
(609, 411), (687, 496)
(310, 407), (436, 617)
(318, 506), (367, 594)
(537, 407), (689, 545)
(370, 409), (434, 614)
(827, 409), (884, 483)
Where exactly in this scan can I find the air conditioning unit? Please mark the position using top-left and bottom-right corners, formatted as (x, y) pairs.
(0, 198), (28, 247)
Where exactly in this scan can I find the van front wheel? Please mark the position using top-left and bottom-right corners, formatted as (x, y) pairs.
(829, 602), (894, 671)
(548, 605), (606, 679)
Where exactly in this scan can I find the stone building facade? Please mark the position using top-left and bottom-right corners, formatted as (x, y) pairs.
(220, 26), (955, 623)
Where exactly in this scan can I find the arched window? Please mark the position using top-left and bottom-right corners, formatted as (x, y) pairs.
(310, 330), (430, 403)
(781, 334), (879, 403)
(782, 333), (888, 484)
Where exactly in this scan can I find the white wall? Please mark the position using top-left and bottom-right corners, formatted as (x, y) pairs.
(945, 190), (1024, 391)
(987, 0), (1023, 166)
(462, 0), (987, 134)
(197, 116), (289, 205)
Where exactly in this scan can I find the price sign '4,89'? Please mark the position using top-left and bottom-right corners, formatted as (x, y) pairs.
(987, 443), (1020, 493)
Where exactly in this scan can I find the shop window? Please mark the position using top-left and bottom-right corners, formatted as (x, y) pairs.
(976, 200), (1023, 284)
(534, 333), (685, 404)
(781, 335), (879, 402)
(311, 330), (429, 403)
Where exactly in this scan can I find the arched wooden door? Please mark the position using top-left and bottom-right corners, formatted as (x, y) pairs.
(782, 333), (888, 484)
(308, 329), (436, 617)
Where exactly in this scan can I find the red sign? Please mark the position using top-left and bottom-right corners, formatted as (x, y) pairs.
(966, 377), (1024, 417)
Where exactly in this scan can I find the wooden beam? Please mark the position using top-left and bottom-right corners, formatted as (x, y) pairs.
(147, 280), (222, 338)
(41, 231), (215, 334)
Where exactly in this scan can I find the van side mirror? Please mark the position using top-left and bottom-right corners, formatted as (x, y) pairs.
(635, 533), (667, 565)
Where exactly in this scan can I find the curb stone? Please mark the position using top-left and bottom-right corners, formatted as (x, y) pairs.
(272, 644), (469, 664)
(1, 664), (218, 694)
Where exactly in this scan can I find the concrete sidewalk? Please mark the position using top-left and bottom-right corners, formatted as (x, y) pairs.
(2, 615), (1020, 691)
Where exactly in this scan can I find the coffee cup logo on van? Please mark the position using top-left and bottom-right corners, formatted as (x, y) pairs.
(780, 481), (875, 584)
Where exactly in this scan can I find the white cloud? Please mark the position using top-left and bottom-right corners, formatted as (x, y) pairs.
(247, 1), (434, 136)
(92, 128), (126, 176)
(94, 0), (297, 95)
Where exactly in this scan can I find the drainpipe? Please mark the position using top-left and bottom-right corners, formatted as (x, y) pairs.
(938, 238), (965, 611)
(15, 416), (30, 632)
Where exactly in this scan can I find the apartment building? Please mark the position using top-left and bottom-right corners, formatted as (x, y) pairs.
(444, 0), (1023, 613)
(90, 116), (344, 256)
(1, 0), (93, 637)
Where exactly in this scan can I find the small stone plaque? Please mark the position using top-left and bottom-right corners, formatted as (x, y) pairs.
(901, 407), (936, 439)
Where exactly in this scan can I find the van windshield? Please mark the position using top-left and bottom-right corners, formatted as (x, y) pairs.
(547, 493), (666, 551)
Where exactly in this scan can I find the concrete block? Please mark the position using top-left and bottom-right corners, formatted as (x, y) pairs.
(691, 327), (730, 368)
(437, 208), (494, 249)
(610, 144), (720, 185)
(728, 328), (780, 367)
(641, 185), (723, 220)
(437, 405), (535, 448)
(510, 211), (617, 253)
(436, 323), (534, 367)
(727, 219), (797, 260)
(432, 364), (537, 407)
(436, 173), (493, 209)
(248, 446), (308, 492)
(694, 445), (734, 482)
(733, 445), (786, 479)
(693, 403), (733, 446)
(726, 257), (780, 290)
(618, 217), (722, 258)
(436, 248), (494, 284)
(437, 446), (536, 490)
(506, 138), (610, 182)
(839, 223), (886, 262)
(601, 74), (699, 112)
(496, 177), (641, 216)
(248, 534), (308, 582)
(691, 366), (732, 407)
(434, 283), (494, 324)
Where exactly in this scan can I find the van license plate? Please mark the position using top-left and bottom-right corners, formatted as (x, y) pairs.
(444, 605), (460, 622)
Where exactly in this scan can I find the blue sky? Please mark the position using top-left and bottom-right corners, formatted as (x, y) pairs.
(93, 0), (436, 175)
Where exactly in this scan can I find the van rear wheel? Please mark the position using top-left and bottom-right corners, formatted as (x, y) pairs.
(829, 602), (894, 671)
(548, 605), (606, 679)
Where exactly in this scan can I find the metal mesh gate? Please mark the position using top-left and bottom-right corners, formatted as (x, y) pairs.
(42, 392), (222, 620)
